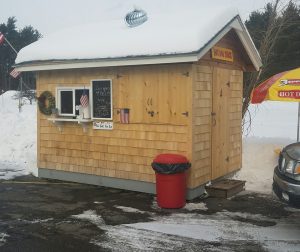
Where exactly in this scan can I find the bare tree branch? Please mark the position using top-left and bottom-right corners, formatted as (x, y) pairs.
(242, 0), (298, 120)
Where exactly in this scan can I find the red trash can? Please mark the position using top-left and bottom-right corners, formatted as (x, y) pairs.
(152, 154), (191, 209)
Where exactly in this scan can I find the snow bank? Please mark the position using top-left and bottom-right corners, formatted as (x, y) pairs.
(244, 101), (298, 139)
(237, 137), (291, 194)
(0, 91), (37, 179)
(236, 101), (297, 194)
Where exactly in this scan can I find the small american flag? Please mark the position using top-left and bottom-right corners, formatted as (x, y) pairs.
(10, 68), (21, 78)
(0, 33), (4, 45)
(120, 108), (130, 124)
(80, 88), (89, 108)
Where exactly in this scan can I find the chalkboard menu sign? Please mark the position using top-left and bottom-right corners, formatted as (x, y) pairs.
(91, 80), (112, 120)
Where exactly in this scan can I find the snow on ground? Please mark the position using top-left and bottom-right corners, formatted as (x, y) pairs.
(237, 137), (290, 194)
(0, 160), (27, 179)
(114, 206), (146, 214)
(18, 218), (54, 224)
(244, 102), (299, 139)
(0, 91), (37, 179)
(72, 210), (105, 226)
(235, 101), (298, 194)
(72, 208), (300, 251)
(0, 233), (9, 246)
(184, 202), (208, 211)
(126, 211), (300, 252)
(128, 212), (285, 241)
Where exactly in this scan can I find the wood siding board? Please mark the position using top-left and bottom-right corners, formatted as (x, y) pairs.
(191, 63), (213, 187)
(37, 64), (192, 183)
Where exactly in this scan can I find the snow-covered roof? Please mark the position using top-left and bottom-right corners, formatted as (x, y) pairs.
(15, 2), (262, 71)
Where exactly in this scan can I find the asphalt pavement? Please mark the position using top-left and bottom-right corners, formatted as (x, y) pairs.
(0, 175), (299, 252)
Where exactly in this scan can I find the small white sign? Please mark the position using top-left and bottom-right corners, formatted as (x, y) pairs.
(93, 121), (113, 130)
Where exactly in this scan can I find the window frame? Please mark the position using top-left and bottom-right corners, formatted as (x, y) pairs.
(56, 86), (91, 117)
(91, 79), (113, 120)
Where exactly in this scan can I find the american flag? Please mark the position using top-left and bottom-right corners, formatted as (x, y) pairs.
(0, 33), (4, 45)
(120, 108), (130, 124)
(80, 88), (89, 108)
(10, 68), (21, 78)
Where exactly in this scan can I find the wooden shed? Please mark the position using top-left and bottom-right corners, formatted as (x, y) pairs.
(15, 5), (262, 199)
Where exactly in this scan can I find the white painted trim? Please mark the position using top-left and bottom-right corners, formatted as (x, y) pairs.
(15, 55), (198, 72)
(232, 17), (262, 71)
(230, 18), (243, 32)
(48, 118), (92, 122)
(195, 16), (262, 71)
(56, 86), (92, 117)
(91, 79), (113, 121)
(56, 87), (75, 116)
(196, 25), (232, 62)
(236, 30), (261, 71)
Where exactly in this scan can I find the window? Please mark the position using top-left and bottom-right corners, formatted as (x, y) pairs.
(57, 87), (90, 117)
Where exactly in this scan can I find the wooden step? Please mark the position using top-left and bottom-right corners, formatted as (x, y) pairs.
(205, 179), (245, 198)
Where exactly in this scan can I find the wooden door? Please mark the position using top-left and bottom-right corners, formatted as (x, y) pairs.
(211, 67), (231, 179)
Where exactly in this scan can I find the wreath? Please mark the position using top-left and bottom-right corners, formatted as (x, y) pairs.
(37, 91), (56, 115)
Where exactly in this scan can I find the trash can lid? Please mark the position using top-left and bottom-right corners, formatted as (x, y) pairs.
(153, 154), (189, 164)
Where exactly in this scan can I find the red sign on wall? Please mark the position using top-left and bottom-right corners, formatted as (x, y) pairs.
(211, 46), (234, 62)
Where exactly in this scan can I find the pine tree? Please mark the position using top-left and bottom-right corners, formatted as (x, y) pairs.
(0, 17), (41, 91)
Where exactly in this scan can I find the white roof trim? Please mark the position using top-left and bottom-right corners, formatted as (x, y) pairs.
(15, 16), (262, 72)
(196, 24), (232, 62)
(234, 18), (262, 71)
(196, 16), (262, 71)
(15, 54), (198, 72)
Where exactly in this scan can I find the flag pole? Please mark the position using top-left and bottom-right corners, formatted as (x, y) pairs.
(19, 76), (22, 112)
(297, 102), (300, 142)
(4, 37), (18, 55)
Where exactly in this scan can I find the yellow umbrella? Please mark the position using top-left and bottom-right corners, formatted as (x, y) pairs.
(251, 67), (300, 140)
